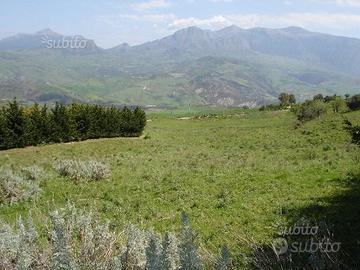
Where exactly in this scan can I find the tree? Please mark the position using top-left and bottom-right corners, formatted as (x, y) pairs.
(50, 102), (74, 143)
(313, 94), (324, 101)
(297, 100), (328, 122)
(3, 98), (27, 148)
(26, 103), (50, 145)
(0, 111), (9, 150)
(289, 94), (296, 105)
(132, 107), (147, 135)
(329, 96), (348, 113)
(279, 93), (296, 107)
(69, 104), (92, 140)
(347, 94), (360, 111)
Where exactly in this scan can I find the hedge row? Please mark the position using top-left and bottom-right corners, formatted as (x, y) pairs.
(0, 99), (146, 150)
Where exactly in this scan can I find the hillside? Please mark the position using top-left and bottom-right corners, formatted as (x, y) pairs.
(0, 26), (359, 107)
(0, 109), (359, 267)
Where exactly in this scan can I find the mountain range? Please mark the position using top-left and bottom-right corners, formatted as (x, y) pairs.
(0, 26), (359, 107)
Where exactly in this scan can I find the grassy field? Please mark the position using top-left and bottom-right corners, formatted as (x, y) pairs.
(0, 108), (359, 267)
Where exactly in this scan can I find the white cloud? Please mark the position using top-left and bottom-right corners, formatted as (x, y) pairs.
(120, 13), (177, 22)
(168, 12), (360, 35)
(131, 0), (172, 10)
(169, 15), (231, 29)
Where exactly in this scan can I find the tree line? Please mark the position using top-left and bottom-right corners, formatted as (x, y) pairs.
(295, 93), (360, 122)
(0, 99), (146, 150)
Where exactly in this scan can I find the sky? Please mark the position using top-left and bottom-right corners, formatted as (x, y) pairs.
(1, 0), (360, 48)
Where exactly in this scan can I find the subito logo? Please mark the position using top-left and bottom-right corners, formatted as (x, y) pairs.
(272, 238), (288, 256)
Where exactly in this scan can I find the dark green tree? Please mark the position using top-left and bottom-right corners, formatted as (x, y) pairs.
(133, 107), (147, 135)
(313, 94), (324, 101)
(347, 94), (360, 111)
(0, 110), (9, 150)
(3, 98), (27, 148)
(26, 103), (50, 145)
(50, 102), (74, 143)
(279, 93), (296, 107)
(345, 119), (360, 146)
(69, 104), (92, 140)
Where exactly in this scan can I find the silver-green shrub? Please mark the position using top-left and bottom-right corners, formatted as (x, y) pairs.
(0, 169), (41, 204)
(21, 165), (46, 181)
(54, 160), (111, 182)
(0, 206), (223, 270)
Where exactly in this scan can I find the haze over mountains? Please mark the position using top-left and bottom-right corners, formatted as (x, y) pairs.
(0, 26), (359, 107)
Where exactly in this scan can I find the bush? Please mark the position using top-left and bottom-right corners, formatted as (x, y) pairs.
(54, 159), (111, 182)
(0, 169), (41, 204)
(347, 94), (360, 111)
(329, 96), (348, 113)
(345, 120), (360, 146)
(297, 100), (328, 122)
(0, 205), (230, 270)
(21, 165), (46, 181)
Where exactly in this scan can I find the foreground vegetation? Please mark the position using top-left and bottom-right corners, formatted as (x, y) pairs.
(0, 106), (359, 268)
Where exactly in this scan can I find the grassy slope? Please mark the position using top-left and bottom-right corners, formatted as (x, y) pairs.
(0, 109), (359, 262)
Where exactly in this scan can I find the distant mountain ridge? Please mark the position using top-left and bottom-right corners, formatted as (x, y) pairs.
(0, 28), (100, 53)
(0, 26), (359, 107)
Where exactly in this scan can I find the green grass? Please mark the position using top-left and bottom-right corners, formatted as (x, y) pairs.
(0, 108), (359, 265)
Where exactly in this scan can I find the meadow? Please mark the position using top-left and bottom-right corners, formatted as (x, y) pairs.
(0, 107), (359, 268)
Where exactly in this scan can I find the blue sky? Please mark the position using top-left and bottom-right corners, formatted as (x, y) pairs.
(1, 0), (360, 48)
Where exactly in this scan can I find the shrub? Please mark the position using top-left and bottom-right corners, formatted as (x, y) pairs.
(54, 159), (111, 182)
(329, 96), (348, 113)
(215, 245), (232, 270)
(347, 94), (360, 111)
(344, 120), (360, 146)
(21, 165), (46, 181)
(179, 212), (203, 270)
(0, 169), (41, 204)
(0, 206), (230, 270)
(297, 100), (328, 122)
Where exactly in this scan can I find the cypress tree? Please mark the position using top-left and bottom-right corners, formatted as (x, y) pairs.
(27, 103), (48, 146)
(40, 104), (51, 143)
(3, 98), (27, 148)
(50, 102), (74, 143)
(119, 107), (132, 137)
(133, 107), (147, 136)
(0, 110), (9, 150)
(69, 104), (91, 140)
